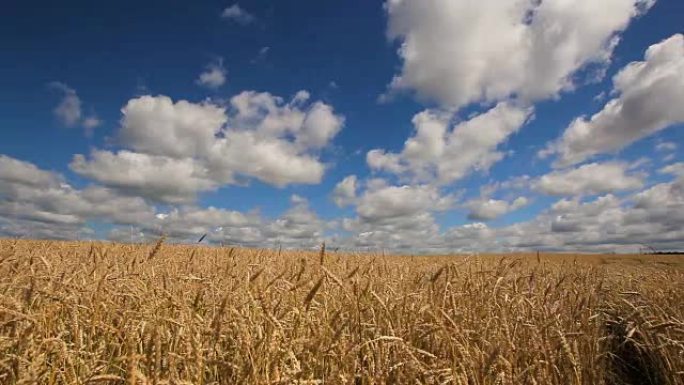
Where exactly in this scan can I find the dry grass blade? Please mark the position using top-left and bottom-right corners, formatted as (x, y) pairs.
(147, 235), (167, 261)
(304, 276), (325, 310)
(319, 242), (326, 265)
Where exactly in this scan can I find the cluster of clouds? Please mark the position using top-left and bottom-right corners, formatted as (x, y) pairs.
(329, 0), (684, 252)
(0, 154), (330, 248)
(383, 0), (656, 108)
(543, 34), (684, 166)
(534, 162), (645, 196)
(2, 1), (683, 253)
(71, 91), (343, 204)
(367, 102), (533, 184)
(0, 155), (153, 239)
(376, 0), (680, 183)
(2, 2), (339, 247)
(329, 163), (684, 252)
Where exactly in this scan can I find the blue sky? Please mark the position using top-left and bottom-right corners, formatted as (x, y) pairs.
(1, 0), (683, 252)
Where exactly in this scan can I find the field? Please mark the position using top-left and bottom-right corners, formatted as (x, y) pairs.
(1, 239), (683, 384)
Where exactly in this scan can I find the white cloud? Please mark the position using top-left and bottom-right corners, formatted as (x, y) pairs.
(546, 34), (684, 166)
(659, 162), (684, 178)
(535, 162), (644, 196)
(119, 95), (228, 159)
(209, 131), (326, 186)
(261, 196), (327, 248)
(633, 178), (683, 210)
(356, 182), (453, 222)
(209, 91), (343, 187)
(0, 154), (332, 249)
(0, 154), (60, 187)
(546, 195), (625, 236)
(7, 2), (683, 254)
(547, 183), (684, 250)
(368, 102), (533, 184)
(327, 166), (684, 253)
(440, 178), (684, 253)
(221, 4), (255, 24)
(196, 60), (227, 89)
(49, 82), (101, 132)
(0, 155), (156, 238)
(328, 179), (457, 251)
(298, 102), (344, 149)
(366, 150), (404, 175)
(71, 92), (344, 203)
(5, 153), (684, 252)
(0, 217), (94, 240)
(384, 0), (653, 108)
(151, 206), (259, 240)
(442, 222), (497, 251)
(332, 175), (358, 207)
(655, 141), (678, 152)
(108, 195), (327, 249)
(70, 150), (220, 204)
(342, 212), (443, 251)
(466, 197), (528, 221)
(50, 82), (82, 127)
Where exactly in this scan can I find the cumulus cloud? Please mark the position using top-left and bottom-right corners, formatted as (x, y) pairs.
(386, 174), (684, 253)
(326, 164), (684, 253)
(442, 222), (498, 251)
(384, 0), (654, 108)
(118, 96), (228, 158)
(356, 182), (453, 222)
(332, 175), (358, 207)
(466, 197), (528, 221)
(545, 34), (684, 166)
(221, 4), (255, 24)
(332, 180), (457, 251)
(342, 212), (444, 251)
(70, 150), (219, 204)
(149, 206), (259, 241)
(546, 181), (684, 250)
(359, 103), (532, 246)
(535, 162), (644, 196)
(0, 155), (155, 238)
(5, 152), (684, 252)
(0, 154), (333, 248)
(261, 195), (327, 248)
(109, 195), (327, 249)
(71, 92), (344, 203)
(196, 60), (227, 89)
(490, 174), (684, 251)
(367, 102), (533, 184)
(49, 82), (101, 133)
(0, 155), (60, 187)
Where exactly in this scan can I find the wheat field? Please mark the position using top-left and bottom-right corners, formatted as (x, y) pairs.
(0, 239), (683, 384)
